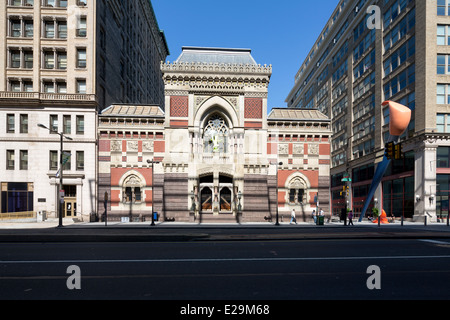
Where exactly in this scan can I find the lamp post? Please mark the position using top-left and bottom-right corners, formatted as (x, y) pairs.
(38, 123), (73, 228)
(275, 161), (283, 226)
(147, 159), (160, 226)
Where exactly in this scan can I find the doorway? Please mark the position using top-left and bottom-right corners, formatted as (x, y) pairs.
(63, 185), (77, 217)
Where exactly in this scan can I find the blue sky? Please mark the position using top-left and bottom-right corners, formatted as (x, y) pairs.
(152, 0), (339, 111)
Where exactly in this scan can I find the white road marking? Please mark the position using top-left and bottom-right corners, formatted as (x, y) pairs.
(1, 255), (450, 265)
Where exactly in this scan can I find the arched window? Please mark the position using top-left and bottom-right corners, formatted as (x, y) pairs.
(288, 177), (307, 204)
(203, 114), (229, 153)
(122, 174), (143, 203)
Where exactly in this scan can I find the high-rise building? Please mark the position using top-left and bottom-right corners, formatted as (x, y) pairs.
(0, 0), (168, 221)
(286, 0), (450, 222)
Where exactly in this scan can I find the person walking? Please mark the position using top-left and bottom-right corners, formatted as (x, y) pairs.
(290, 209), (297, 224)
(348, 210), (354, 226)
(312, 209), (317, 224)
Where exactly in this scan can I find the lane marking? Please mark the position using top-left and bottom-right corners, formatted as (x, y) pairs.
(419, 239), (450, 245)
(1, 255), (450, 265)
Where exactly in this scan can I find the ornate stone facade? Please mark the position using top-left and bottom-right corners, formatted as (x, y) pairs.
(98, 47), (332, 223)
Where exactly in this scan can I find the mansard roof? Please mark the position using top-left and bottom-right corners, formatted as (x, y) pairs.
(175, 47), (258, 65)
(101, 104), (165, 118)
(268, 108), (330, 122)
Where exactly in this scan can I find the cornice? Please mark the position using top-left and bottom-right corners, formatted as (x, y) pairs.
(161, 61), (272, 77)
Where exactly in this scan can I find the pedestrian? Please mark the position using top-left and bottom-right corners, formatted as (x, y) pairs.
(312, 209), (316, 224)
(348, 210), (354, 226)
(290, 209), (297, 224)
(341, 208), (347, 226)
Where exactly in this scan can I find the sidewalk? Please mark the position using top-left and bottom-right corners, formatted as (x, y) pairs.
(0, 218), (449, 242)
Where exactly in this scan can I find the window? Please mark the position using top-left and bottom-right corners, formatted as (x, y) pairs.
(437, 114), (450, 133)
(10, 81), (21, 92)
(77, 48), (86, 68)
(50, 115), (58, 132)
(57, 21), (67, 39)
(438, 0), (450, 16)
(76, 151), (84, 171)
(6, 151), (15, 170)
(20, 114), (28, 133)
(43, 81), (54, 93)
(44, 51), (55, 69)
(76, 79), (86, 94)
(10, 19), (21, 37)
(62, 151), (71, 171)
(7, 114), (15, 133)
(76, 115), (84, 134)
(44, 21), (54, 38)
(24, 81), (33, 92)
(77, 17), (87, 37)
(57, 81), (67, 93)
(49, 151), (58, 171)
(1, 182), (34, 214)
(203, 114), (229, 153)
(20, 150), (28, 170)
(10, 50), (21, 68)
(44, 0), (67, 7)
(63, 115), (71, 134)
(57, 51), (67, 69)
(24, 20), (33, 37)
(437, 84), (450, 104)
(24, 51), (33, 69)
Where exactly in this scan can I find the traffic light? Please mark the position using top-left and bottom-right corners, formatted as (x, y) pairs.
(394, 143), (403, 160)
(385, 142), (394, 160)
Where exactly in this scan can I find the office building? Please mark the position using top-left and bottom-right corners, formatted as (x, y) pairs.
(0, 0), (168, 221)
(286, 0), (450, 222)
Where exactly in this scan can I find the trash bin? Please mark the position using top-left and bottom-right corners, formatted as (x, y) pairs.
(317, 215), (324, 225)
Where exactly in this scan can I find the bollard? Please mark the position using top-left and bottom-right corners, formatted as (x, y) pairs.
(447, 214), (449, 227)
(424, 215), (427, 226)
(401, 215), (404, 226)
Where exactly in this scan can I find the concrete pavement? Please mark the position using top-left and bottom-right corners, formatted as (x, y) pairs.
(0, 217), (450, 242)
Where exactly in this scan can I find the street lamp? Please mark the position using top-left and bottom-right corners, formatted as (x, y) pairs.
(38, 123), (73, 228)
(147, 159), (160, 226)
(275, 161), (283, 226)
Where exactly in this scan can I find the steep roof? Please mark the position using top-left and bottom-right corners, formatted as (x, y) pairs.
(101, 104), (165, 117)
(268, 108), (330, 121)
(175, 47), (257, 65)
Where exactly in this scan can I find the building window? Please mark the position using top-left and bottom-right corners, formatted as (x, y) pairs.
(43, 81), (54, 93)
(10, 80), (21, 92)
(57, 81), (67, 93)
(24, 20), (33, 37)
(57, 51), (67, 69)
(7, 114), (15, 133)
(49, 150), (58, 170)
(20, 150), (28, 170)
(438, 0), (450, 16)
(63, 150), (71, 171)
(76, 17), (87, 37)
(76, 151), (84, 171)
(24, 51), (33, 69)
(437, 114), (450, 133)
(6, 150), (15, 170)
(203, 114), (229, 153)
(76, 79), (86, 94)
(50, 114), (58, 133)
(20, 114), (28, 134)
(437, 84), (450, 104)
(10, 19), (21, 37)
(76, 115), (84, 134)
(76, 48), (86, 68)
(9, 0), (34, 6)
(44, 0), (67, 8)
(63, 115), (71, 134)
(1, 182), (34, 214)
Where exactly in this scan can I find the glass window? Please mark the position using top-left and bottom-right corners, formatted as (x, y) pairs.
(50, 114), (58, 132)
(20, 150), (28, 170)
(76, 151), (84, 171)
(6, 150), (15, 170)
(20, 114), (28, 134)
(76, 115), (84, 134)
(49, 151), (58, 170)
(7, 114), (15, 133)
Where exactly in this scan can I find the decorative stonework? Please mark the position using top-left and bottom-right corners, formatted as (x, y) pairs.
(245, 98), (262, 119)
(127, 141), (139, 152)
(143, 141), (154, 152)
(278, 144), (289, 155)
(111, 140), (121, 152)
(293, 144), (304, 155)
(170, 96), (189, 117)
(309, 144), (319, 155)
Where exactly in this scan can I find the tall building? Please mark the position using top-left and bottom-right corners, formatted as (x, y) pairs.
(286, 0), (450, 222)
(97, 47), (332, 223)
(0, 0), (168, 221)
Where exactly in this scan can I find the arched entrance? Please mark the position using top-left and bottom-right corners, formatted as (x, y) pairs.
(198, 173), (235, 215)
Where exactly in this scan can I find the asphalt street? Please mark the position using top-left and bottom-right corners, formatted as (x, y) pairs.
(1, 229), (450, 302)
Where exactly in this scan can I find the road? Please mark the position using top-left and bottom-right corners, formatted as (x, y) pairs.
(1, 237), (450, 303)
